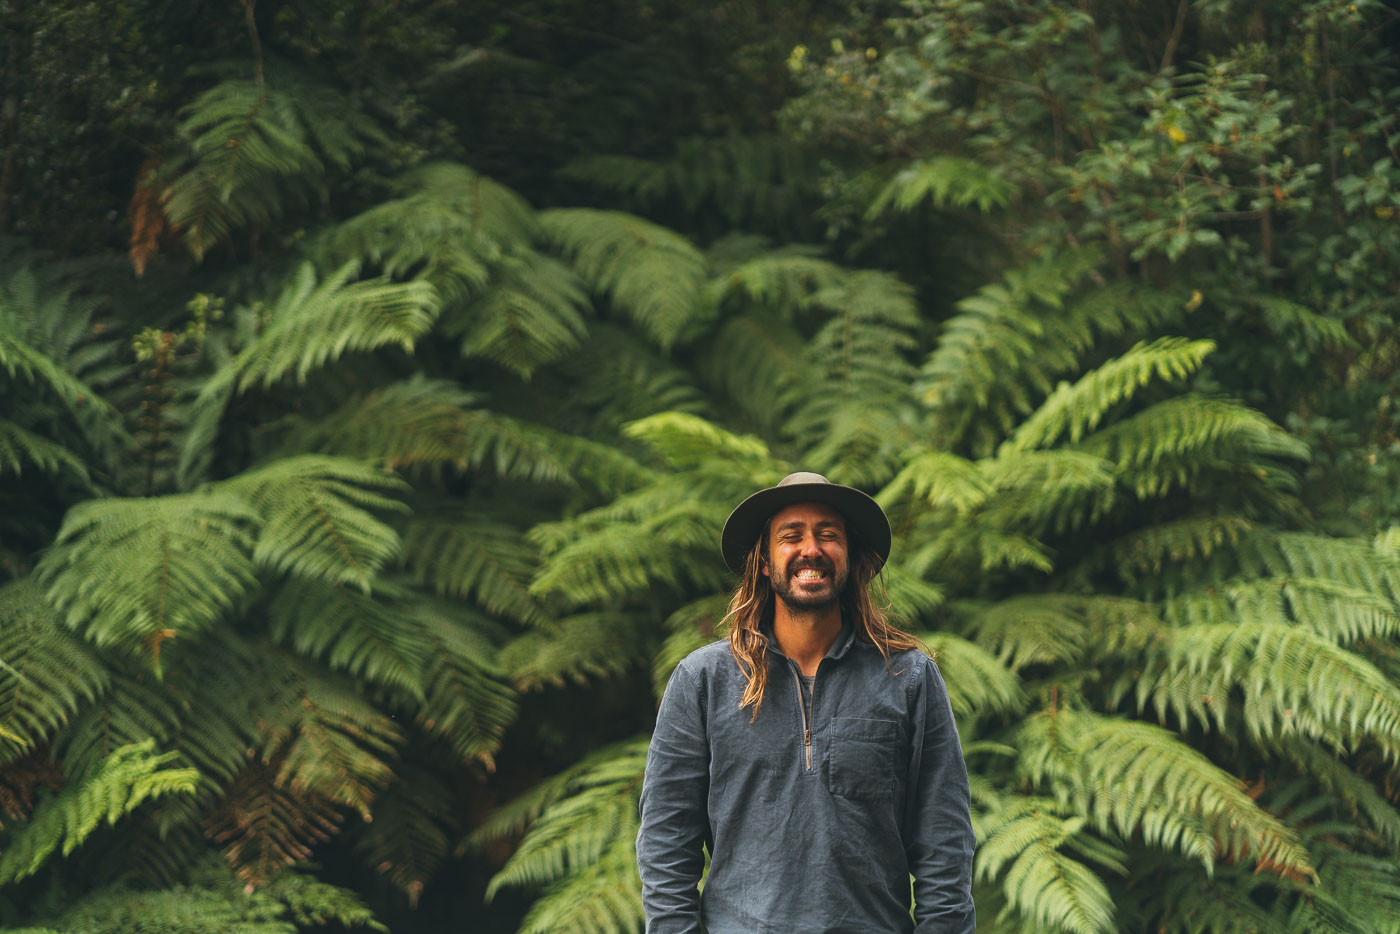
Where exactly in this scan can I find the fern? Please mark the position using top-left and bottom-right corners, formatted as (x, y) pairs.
(920, 632), (1027, 718)
(502, 611), (654, 690)
(0, 419), (89, 482)
(867, 156), (1015, 216)
(163, 77), (385, 260)
(1019, 707), (1314, 879)
(349, 764), (455, 904)
(481, 738), (647, 898)
(222, 454), (407, 591)
(0, 582), (108, 760)
(0, 740), (197, 885)
(397, 506), (547, 626)
(38, 492), (259, 662)
(208, 261), (438, 394)
(1005, 338), (1216, 452)
(541, 209), (706, 349)
(975, 796), (1120, 934)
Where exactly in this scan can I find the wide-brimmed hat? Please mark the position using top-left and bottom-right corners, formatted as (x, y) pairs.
(720, 471), (891, 574)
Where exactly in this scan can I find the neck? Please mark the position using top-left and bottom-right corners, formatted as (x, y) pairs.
(771, 600), (843, 677)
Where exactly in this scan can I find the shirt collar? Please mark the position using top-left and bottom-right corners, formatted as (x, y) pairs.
(761, 615), (855, 661)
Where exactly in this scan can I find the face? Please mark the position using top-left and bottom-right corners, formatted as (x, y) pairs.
(762, 501), (850, 611)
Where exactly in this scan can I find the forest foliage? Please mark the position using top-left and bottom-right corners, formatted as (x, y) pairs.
(1, 0), (1400, 932)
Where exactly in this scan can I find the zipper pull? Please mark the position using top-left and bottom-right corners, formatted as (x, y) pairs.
(804, 728), (811, 746)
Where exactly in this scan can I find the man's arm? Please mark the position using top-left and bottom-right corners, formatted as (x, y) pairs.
(637, 660), (710, 934)
(905, 656), (976, 934)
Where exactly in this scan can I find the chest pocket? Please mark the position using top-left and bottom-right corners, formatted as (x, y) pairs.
(826, 717), (898, 800)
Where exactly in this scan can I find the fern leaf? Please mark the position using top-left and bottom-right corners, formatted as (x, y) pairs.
(0, 419), (88, 482)
(921, 632), (1027, 718)
(223, 454), (406, 591)
(975, 797), (1118, 934)
(0, 740), (197, 885)
(621, 411), (774, 470)
(483, 739), (647, 898)
(267, 580), (430, 697)
(651, 594), (729, 699)
(1005, 337), (1216, 452)
(164, 78), (383, 260)
(218, 262), (438, 393)
(517, 837), (644, 934)
(409, 600), (517, 766)
(398, 507), (547, 626)
(0, 582), (108, 759)
(1019, 707), (1314, 880)
(541, 209), (706, 349)
(444, 250), (590, 377)
(879, 449), (993, 518)
(868, 156), (1015, 216)
(38, 492), (259, 660)
(350, 765), (455, 905)
(502, 611), (654, 691)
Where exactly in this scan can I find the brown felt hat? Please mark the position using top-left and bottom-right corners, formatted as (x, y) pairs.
(720, 471), (891, 574)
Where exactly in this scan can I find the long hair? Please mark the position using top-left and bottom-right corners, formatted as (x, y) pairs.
(723, 524), (921, 719)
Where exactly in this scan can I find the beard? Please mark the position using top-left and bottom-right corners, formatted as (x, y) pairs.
(769, 556), (849, 611)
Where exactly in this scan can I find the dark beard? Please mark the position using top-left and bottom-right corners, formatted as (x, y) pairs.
(770, 557), (848, 611)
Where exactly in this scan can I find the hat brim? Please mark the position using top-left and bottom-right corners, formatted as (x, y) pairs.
(720, 481), (891, 574)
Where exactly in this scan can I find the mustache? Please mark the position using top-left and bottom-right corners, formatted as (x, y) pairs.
(787, 558), (834, 574)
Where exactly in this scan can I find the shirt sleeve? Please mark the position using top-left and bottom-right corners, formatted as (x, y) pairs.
(905, 655), (976, 934)
(637, 660), (710, 934)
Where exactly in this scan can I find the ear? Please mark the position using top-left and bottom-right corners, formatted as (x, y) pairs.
(759, 555), (770, 578)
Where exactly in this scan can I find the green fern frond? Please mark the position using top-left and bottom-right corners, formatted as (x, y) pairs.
(1255, 297), (1357, 350)
(268, 580), (430, 697)
(516, 836), (643, 934)
(262, 867), (389, 930)
(528, 499), (731, 607)
(212, 262), (438, 393)
(692, 312), (805, 434)
(879, 449), (993, 518)
(223, 454), (407, 591)
(323, 162), (537, 306)
(502, 611), (655, 691)
(979, 449), (1117, 532)
(164, 78), (384, 259)
(1005, 338), (1216, 452)
(55, 672), (183, 784)
(38, 492), (259, 660)
(259, 659), (403, 816)
(408, 600), (517, 766)
(867, 156), (1015, 216)
(975, 796), (1118, 934)
(651, 594), (729, 698)
(1237, 531), (1400, 596)
(0, 419), (89, 482)
(965, 596), (1088, 671)
(921, 632), (1026, 718)
(1101, 516), (1256, 587)
(0, 326), (118, 422)
(1079, 395), (1309, 497)
(0, 740), (197, 884)
(561, 134), (819, 231)
(444, 250), (590, 377)
(1143, 622), (1400, 758)
(715, 247), (844, 310)
(289, 375), (653, 491)
(541, 209), (706, 349)
(398, 507), (546, 626)
(0, 582), (108, 759)
(1279, 741), (1400, 848)
(483, 738), (647, 898)
(1020, 707), (1313, 879)
(621, 412), (774, 471)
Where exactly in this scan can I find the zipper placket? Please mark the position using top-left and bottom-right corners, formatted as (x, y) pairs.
(790, 662), (817, 771)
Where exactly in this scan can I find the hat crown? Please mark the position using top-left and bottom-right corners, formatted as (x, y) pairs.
(777, 471), (828, 487)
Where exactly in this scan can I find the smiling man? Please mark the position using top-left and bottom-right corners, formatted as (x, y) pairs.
(637, 472), (976, 934)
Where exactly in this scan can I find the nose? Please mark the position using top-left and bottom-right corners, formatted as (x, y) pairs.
(799, 534), (822, 557)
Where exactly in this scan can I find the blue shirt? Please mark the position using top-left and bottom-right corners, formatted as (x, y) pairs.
(637, 622), (976, 933)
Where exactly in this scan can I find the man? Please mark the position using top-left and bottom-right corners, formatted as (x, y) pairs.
(637, 472), (976, 933)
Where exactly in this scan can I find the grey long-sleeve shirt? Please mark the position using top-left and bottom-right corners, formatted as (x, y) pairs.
(637, 624), (976, 934)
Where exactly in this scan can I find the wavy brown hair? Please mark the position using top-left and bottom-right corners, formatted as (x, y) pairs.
(724, 522), (921, 719)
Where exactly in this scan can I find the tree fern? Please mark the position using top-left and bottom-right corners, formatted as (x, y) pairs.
(206, 261), (438, 394)
(501, 611), (654, 691)
(867, 156), (1015, 217)
(540, 209), (706, 349)
(38, 492), (259, 662)
(162, 76), (385, 260)
(1005, 337), (1216, 453)
(0, 741), (197, 885)
(349, 764), (455, 905)
(0, 582), (108, 760)
(222, 455), (407, 591)
(0, 420), (88, 483)
(975, 796), (1120, 934)
(1018, 707), (1314, 879)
